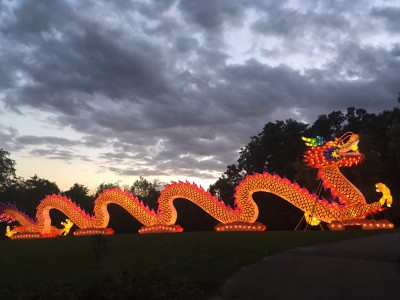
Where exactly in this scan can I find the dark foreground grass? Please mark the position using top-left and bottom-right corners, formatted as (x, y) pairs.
(0, 230), (395, 299)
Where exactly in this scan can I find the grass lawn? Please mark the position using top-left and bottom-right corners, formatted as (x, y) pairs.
(0, 230), (395, 299)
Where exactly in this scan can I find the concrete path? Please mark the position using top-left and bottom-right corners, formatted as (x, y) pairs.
(212, 232), (400, 300)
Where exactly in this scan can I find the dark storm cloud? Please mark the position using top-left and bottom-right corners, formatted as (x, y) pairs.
(178, 0), (248, 31)
(175, 37), (199, 53)
(371, 6), (400, 32)
(251, 8), (350, 39)
(2, 1), (173, 116)
(1, 0), (399, 181)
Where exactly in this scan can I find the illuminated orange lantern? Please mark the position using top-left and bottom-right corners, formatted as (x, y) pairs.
(0, 132), (394, 238)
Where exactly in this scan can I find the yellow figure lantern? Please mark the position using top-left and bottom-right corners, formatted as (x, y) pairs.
(376, 183), (393, 207)
(60, 219), (74, 236)
(5, 226), (17, 238)
(304, 213), (320, 226)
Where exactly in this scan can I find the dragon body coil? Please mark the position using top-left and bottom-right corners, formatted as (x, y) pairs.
(0, 132), (393, 238)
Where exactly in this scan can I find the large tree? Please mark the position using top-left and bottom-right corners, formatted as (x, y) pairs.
(210, 119), (308, 203)
(0, 149), (17, 193)
(129, 177), (161, 210)
(63, 183), (94, 211)
(308, 110), (346, 137)
(238, 118), (308, 177)
(208, 164), (244, 205)
(94, 182), (121, 197)
(2, 175), (60, 218)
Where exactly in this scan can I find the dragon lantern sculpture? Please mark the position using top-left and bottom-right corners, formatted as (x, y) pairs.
(0, 132), (394, 239)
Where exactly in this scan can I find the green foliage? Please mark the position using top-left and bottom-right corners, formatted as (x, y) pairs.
(95, 182), (121, 196)
(238, 119), (308, 176)
(210, 119), (309, 205)
(64, 183), (94, 211)
(129, 176), (160, 210)
(0, 152), (61, 215)
(0, 149), (17, 193)
(1, 175), (60, 217)
(209, 164), (244, 205)
(309, 110), (346, 136)
(23, 175), (60, 195)
(209, 119), (309, 206)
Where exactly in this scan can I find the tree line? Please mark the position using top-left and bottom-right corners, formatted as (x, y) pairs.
(1, 104), (399, 233)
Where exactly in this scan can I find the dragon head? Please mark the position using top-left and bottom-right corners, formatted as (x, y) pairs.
(302, 132), (364, 168)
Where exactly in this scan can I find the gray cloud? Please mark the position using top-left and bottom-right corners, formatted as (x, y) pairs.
(178, 0), (248, 32)
(1, 0), (399, 184)
(16, 135), (79, 147)
(29, 148), (91, 162)
(371, 6), (400, 32)
(0, 125), (19, 152)
(175, 37), (199, 53)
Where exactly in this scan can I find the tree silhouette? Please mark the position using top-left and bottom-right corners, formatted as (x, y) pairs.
(129, 176), (160, 210)
(209, 164), (244, 205)
(63, 183), (94, 211)
(1, 175), (60, 218)
(0, 149), (17, 193)
(95, 182), (121, 197)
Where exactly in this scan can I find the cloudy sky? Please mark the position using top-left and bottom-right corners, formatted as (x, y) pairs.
(1, 0), (399, 192)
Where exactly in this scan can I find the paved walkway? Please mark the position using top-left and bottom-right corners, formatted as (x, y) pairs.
(212, 232), (400, 300)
